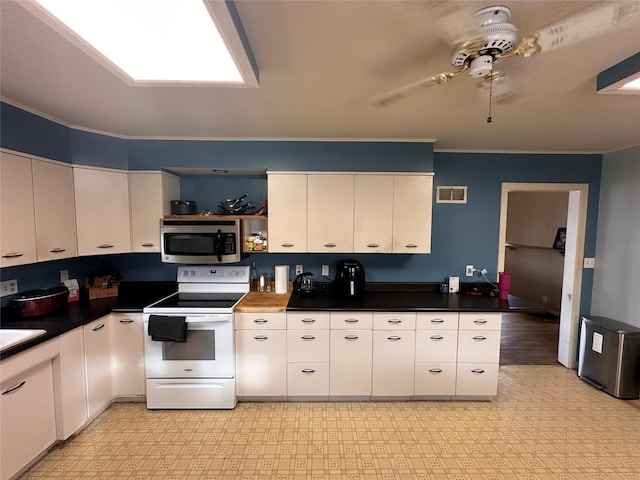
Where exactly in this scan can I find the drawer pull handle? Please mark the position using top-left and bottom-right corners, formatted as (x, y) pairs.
(472, 336), (487, 341)
(301, 318), (316, 324)
(2, 252), (24, 258)
(430, 319), (445, 324)
(471, 369), (485, 375)
(281, 243), (294, 248)
(301, 369), (316, 374)
(119, 319), (134, 324)
(387, 336), (401, 341)
(366, 243), (379, 248)
(2, 380), (26, 395)
(92, 323), (105, 331)
(474, 319), (488, 325)
(344, 318), (359, 323)
(253, 319), (268, 324)
(388, 319), (402, 324)
(428, 368), (443, 374)
(405, 244), (418, 248)
(324, 243), (336, 248)
(141, 243), (155, 247)
(430, 335), (444, 341)
(301, 335), (316, 341)
(345, 335), (359, 340)
(254, 335), (268, 341)
(97, 244), (114, 249)
(50, 247), (66, 253)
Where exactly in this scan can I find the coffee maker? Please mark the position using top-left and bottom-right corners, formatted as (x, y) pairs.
(334, 260), (365, 298)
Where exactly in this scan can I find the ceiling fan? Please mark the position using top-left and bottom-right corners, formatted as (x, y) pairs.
(370, 2), (640, 109)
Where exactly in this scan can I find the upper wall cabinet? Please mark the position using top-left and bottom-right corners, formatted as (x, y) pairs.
(267, 171), (434, 254)
(32, 159), (78, 261)
(267, 173), (307, 253)
(0, 151), (37, 266)
(128, 171), (180, 253)
(74, 166), (131, 256)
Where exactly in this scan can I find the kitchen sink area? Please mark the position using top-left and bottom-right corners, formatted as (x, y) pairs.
(0, 329), (47, 353)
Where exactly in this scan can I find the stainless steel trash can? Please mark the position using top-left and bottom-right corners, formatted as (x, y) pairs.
(578, 316), (640, 399)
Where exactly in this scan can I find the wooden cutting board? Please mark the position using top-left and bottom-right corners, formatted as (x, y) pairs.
(235, 291), (292, 312)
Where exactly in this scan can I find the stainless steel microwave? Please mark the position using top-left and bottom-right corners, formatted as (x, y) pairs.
(160, 219), (241, 264)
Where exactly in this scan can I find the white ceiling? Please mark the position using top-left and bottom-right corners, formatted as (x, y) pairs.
(1, 0), (639, 153)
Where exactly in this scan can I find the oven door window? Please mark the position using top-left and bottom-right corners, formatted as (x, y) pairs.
(162, 330), (215, 360)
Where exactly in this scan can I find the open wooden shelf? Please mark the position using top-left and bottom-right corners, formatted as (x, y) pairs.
(505, 243), (563, 253)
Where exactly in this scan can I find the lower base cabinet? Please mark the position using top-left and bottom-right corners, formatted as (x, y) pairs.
(110, 313), (145, 397)
(55, 328), (88, 440)
(83, 318), (113, 418)
(1, 360), (56, 480)
(329, 329), (373, 397)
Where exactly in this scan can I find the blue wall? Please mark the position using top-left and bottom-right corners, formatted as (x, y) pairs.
(0, 102), (602, 316)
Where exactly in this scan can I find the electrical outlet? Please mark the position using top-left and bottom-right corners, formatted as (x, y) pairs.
(465, 265), (474, 277)
(60, 269), (69, 282)
(322, 264), (329, 276)
(296, 265), (303, 275)
(0, 279), (18, 297)
(583, 258), (596, 269)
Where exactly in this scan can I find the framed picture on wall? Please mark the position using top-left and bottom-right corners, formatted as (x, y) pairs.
(553, 227), (567, 251)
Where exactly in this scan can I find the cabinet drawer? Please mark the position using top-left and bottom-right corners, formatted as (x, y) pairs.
(330, 312), (373, 329)
(287, 363), (329, 397)
(235, 312), (286, 330)
(416, 312), (459, 330)
(458, 313), (502, 331)
(415, 330), (458, 363)
(455, 363), (499, 396)
(287, 312), (330, 330)
(287, 330), (330, 363)
(373, 312), (416, 330)
(457, 330), (501, 363)
(414, 363), (457, 396)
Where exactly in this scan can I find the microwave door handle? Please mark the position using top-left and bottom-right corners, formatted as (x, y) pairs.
(216, 229), (223, 262)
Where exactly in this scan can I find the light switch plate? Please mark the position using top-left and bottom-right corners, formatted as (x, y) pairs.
(322, 265), (329, 276)
(0, 279), (18, 297)
(295, 265), (303, 275)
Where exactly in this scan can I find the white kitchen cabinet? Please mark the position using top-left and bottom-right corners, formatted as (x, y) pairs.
(455, 313), (502, 397)
(329, 312), (373, 397)
(83, 317), (113, 417)
(0, 151), (37, 266)
(372, 312), (416, 397)
(54, 327), (88, 440)
(267, 173), (307, 252)
(129, 171), (179, 252)
(74, 166), (131, 256)
(32, 158), (77, 261)
(286, 312), (330, 398)
(307, 174), (354, 252)
(235, 312), (287, 398)
(0, 341), (58, 480)
(354, 174), (394, 253)
(392, 174), (433, 253)
(110, 313), (145, 397)
(414, 313), (459, 397)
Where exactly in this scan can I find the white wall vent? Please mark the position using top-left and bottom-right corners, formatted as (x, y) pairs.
(436, 186), (467, 203)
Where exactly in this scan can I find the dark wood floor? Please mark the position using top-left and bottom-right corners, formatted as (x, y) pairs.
(500, 311), (560, 365)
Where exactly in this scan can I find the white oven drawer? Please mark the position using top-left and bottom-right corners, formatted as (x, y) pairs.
(146, 378), (237, 409)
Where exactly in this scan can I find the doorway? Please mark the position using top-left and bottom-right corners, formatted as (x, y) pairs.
(497, 183), (589, 369)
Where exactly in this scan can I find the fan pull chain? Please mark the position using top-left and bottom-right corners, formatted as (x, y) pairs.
(487, 67), (493, 123)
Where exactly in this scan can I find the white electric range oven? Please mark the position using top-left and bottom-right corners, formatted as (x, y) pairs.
(143, 265), (249, 409)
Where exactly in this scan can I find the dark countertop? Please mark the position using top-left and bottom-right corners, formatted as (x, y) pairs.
(0, 281), (176, 360)
(287, 282), (547, 313)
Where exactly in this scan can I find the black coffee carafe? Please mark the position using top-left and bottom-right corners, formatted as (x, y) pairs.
(334, 260), (365, 298)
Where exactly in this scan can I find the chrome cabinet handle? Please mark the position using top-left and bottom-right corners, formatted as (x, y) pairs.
(281, 243), (294, 248)
(471, 369), (485, 374)
(2, 252), (24, 258)
(301, 318), (316, 324)
(428, 368), (443, 374)
(253, 319), (268, 324)
(92, 323), (105, 331)
(344, 318), (359, 324)
(474, 319), (488, 325)
(141, 243), (155, 247)
(472, 336), (487, 341)
(430, 319), (444, 324)
(345, 335), (359, 340)
(405, 244), (418, 248)
(388, 319), (402, 324)
(387, 336), (401, 341)
(430, 335), (444, 341)
(50, 247), (66, 253)
(119, 319), (134, 324)
(324, 243), (336, 248)
(301, 369), (316, 374)
(301, 335), (316, 341)
(2, 380), (26, 395)
(366, 243), (379, 248)
(97, 244), (114, 249)
(254, 335), (268, 341)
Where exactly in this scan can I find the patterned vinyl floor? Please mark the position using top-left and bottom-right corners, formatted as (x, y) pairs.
(20, 365), (640, 480)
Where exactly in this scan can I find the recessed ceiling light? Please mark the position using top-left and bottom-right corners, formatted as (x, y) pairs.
(26, 0), (258, 86)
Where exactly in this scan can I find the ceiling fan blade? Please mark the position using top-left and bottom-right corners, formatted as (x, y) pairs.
(514, 2), (640, 58)
(370, 69), (466, 107)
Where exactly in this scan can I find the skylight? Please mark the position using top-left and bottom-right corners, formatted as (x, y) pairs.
(31, 0), (247, 84)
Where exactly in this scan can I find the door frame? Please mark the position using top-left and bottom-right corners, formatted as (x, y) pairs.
(497, 183), (589, 369)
